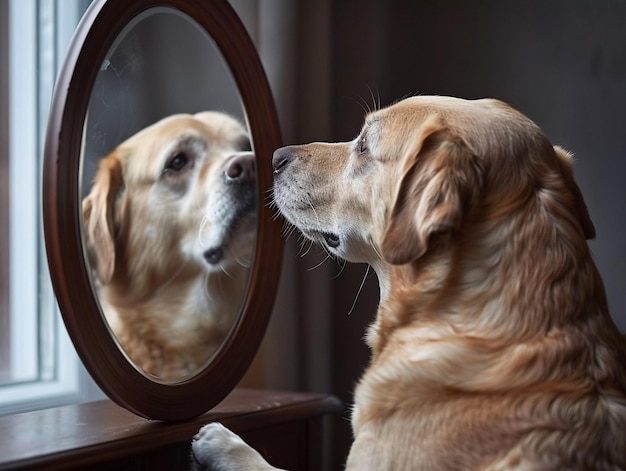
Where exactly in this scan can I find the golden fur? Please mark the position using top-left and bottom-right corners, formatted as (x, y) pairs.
(192, 96), (626, 470)
(82, 111), (256, 381)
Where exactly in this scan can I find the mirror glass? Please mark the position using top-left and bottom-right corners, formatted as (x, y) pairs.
(79, 7), (256, 383)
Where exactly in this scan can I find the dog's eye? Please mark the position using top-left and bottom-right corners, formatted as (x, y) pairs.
(357, 135), (368, 154)
(166, 152), (189, 172)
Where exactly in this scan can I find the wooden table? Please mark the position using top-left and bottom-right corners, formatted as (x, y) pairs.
(0, 389), (343, 470)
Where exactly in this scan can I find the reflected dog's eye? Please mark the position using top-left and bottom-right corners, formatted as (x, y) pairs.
(165, 152), (190, 172)
(161, 137), (205, 182)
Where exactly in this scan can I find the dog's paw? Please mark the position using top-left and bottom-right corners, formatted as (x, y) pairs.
(191, 422), (283, 471)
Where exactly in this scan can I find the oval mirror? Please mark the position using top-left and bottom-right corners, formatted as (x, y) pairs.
(43, 0), (282, 420)
(82, 8), (251, 383)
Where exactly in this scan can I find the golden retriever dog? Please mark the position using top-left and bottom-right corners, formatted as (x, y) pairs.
(82, 111), (256, 381)
(191, 96), (626, 469)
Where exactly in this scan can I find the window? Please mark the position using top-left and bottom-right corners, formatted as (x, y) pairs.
(0, 0), (104, 415)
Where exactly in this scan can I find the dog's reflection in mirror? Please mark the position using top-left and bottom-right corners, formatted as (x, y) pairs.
(82, 111), (256, 381)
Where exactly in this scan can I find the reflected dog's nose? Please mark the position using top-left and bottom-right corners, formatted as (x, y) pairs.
(225, 152), (255, 182)
(272, 147), (295, 174)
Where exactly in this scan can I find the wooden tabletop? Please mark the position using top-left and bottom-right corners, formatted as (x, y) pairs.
(0, 388), (343, 470)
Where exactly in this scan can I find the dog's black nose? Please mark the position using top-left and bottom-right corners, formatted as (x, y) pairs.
(272, 147), (294, 174)
(226, 152), (255, 182)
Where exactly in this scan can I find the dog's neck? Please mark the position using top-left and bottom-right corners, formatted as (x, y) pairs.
(366, 211), (618, 370)
(103, 261), (247, 322)
(361, 247), (626, 412)
(98, 262), (249, 378)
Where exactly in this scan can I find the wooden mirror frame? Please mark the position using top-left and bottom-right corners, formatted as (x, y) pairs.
(43, 0), (282, 421)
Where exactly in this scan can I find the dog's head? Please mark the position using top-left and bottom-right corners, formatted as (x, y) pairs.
(82, 111), (256, 289)
(272, 96), (594, 275)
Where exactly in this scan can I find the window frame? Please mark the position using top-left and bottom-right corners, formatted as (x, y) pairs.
(0, 0), (104, 416)
(0, 0), (10, 385)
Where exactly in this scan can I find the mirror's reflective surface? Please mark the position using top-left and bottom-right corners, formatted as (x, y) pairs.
(79, 8), (256, 383)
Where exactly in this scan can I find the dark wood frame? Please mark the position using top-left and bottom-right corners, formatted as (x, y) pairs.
(43, 0), (283, 420)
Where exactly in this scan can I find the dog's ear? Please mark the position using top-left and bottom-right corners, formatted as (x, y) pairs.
(553, 146), (595, 240)
(82, 154), (124, 285)
(381, 125), (482, 265)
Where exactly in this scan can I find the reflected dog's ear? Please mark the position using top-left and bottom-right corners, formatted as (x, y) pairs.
(553, 146), (596, 240)
(381, 123), (482, 265)
(82, 153), (124, 285)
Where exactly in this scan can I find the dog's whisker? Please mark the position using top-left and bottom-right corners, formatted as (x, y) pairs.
(287, 225), (299, 239)
(296, 232), (309, 249)
(306, 253), (332, 271)
(368, 235), (383, 260)
(329, 258), (347, 280)
(297, 237), (307, 256)
(202, 272), (216, 305)
(303, 244), (315, 258)
(219, 262), (234, 280)
(281, 222), (298, 240)
(367, 85), (381, 112)
(198, 217), (211, 248)
(272, 209), (284, 222)
(367, 86), (376, 112)
(230, 248), (252, 269)
(299, 239), (316, 258)
(348, 92), (373, 115)
(346, 264), (371, 316)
